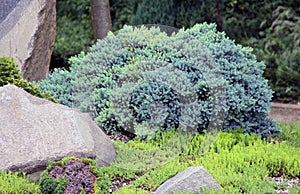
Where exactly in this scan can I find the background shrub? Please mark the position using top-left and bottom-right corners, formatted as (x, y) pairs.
(130, 0), (219, 29)
(39, 23), (279, 138)
(0, 57), (56, 102)
(52, 0), (134, 69)
(252, 5), (300, 103)
(52, 0), (93, 68)
(222, 0), (277, 44)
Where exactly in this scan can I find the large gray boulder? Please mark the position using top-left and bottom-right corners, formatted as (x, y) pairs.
(154, 166), (221, 194)
(0, 85), (115, 178)
(0, 0), (56, 81)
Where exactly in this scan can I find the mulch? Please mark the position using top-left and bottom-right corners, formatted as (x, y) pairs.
(269, 102), (300, 125)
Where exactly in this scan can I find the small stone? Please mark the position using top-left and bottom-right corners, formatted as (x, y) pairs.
(154, 166), (221, 194)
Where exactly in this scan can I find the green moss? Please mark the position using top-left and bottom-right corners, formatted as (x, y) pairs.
(113, 125), (300, 193)
(274, 122), (300, 148)
(113, 187), (149, 194)
(111, 129), (194, 172)
(0, 57), (56, 102)
(39, 172), (67, 194)
(187, 135), (300, 193)
(0, 170), (41, 193)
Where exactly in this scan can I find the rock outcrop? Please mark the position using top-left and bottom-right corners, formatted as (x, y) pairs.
(0, 0), (56, 81)
(154, 166), (221, 194)
(0, 85), (115, 178)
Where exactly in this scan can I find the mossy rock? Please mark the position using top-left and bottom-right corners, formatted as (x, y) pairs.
(0, 57), (56, 102)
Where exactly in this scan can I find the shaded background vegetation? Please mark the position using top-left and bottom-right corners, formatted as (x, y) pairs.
(51, 0), (300, 103)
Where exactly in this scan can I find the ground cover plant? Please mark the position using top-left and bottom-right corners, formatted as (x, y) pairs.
(275, 122), (300, 148)
(107, 126), (300, 193)
(38, 23), (280, 139)
(0, 170), (41, 193)
(1, 122), (299, 193)
(39, 157), (111, 194)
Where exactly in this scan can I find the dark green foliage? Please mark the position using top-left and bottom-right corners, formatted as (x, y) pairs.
(53, 0), (134, 68)
(224, 1), (300, 102)
(255, 5), (300, 102)
(274, 48), (300, 102)
(54, 0), (93, 66)
(222, 0), (277, 43)
(40, 23), (279, 138)
(0, 57), (56, 102)
(110, 0), (134, 31)
(40, 172), (68, 194)
(0, 57), (20, 84)
(130, 0), (218, 29)
(130, 0), (174, 26)
(55, 15), (93, 59)
(221, 0), (298, 44)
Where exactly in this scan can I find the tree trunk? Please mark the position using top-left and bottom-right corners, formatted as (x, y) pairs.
(90, 0), (112, 40)
(216, 0), (223, 32)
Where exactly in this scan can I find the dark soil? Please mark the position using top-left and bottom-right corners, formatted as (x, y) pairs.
(109, 172), (145, 193)
(109, 130), (136, 142)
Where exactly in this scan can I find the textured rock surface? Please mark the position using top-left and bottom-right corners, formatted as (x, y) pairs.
(154, 166), (221, 194)
(0, 0), (20, 23)
(0, 0), (56, 81)
(0, 85), (115, 177)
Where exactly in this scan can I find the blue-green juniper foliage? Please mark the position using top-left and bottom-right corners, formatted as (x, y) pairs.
(38, 23), (280, 138)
